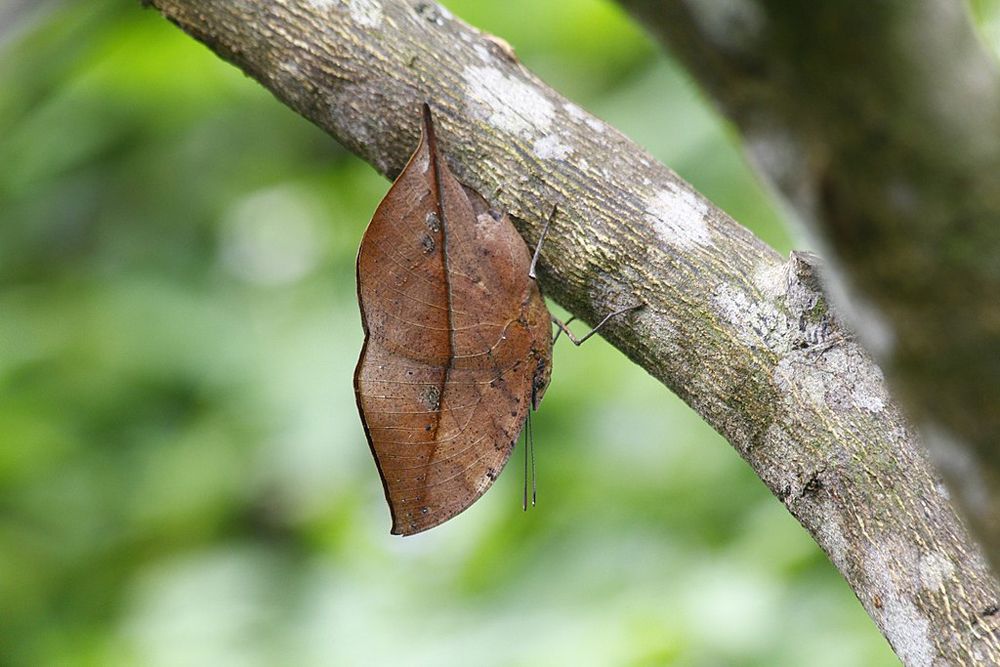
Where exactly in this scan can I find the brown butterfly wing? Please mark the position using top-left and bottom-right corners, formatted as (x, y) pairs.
(354, 107), (552, 535)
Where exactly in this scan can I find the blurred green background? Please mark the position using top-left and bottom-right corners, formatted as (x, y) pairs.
(3, 1), (998, 665)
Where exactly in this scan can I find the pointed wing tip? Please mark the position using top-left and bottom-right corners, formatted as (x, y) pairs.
(390, 510), (430, 537)
(390, 517), (439, 537)
(389, 515), (408, 536)
(388, 493), (486, 536)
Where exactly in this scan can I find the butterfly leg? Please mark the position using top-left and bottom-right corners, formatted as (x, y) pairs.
(551, 303), (644, 346)
(552, 315), (575, 344)
(528, 203), (643, 344)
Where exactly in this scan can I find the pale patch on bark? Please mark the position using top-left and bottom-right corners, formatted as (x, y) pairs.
(463, 66), (554, 137)
(532, 134), (573, 160)
(338, 0), (382, 27)
(713, 282), (788, 350)
(774, 355), (826, 408)
(564, 102), (585, 121)
(852, 380), (886, 414)
(918, 552), (955, 591)
(866, 543), (935, 667)
(563, 101), (604, 133)
(753, 261), (787, 300)
(644, 186), (712, 249)
(472, 43), (490, 62)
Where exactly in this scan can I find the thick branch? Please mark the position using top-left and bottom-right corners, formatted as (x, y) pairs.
(146, 0), (1000, 662)
(617, 0), (1000, 570)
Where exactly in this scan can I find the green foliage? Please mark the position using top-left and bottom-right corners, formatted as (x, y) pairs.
(971, 0), (1000, 57)
(0, 1), (899, 665)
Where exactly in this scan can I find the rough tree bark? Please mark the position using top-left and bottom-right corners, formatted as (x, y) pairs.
(145, 0), (1000, 663)
(616, 0), (1000, 571)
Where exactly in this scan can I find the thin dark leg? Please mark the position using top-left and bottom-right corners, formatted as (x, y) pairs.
(529, 204), (557, 280)
(551, 303), (644, 346)
(552, 315), (576, 344)
(527, 202), (643, 345)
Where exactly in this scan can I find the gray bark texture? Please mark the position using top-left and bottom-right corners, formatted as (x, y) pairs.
(616, 0), (1000, 573)
(146, 0), (1000, 663)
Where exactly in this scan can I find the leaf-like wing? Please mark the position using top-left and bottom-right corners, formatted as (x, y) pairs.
(355, 105), (552, 535)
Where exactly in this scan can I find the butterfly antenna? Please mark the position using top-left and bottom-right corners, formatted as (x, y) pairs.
(522, 414), (529, 511)
(529, 409), (537, 506)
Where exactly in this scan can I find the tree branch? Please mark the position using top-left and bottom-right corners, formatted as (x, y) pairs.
(146, 0), (1000, 662)
(616, 0), (1000, 572)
